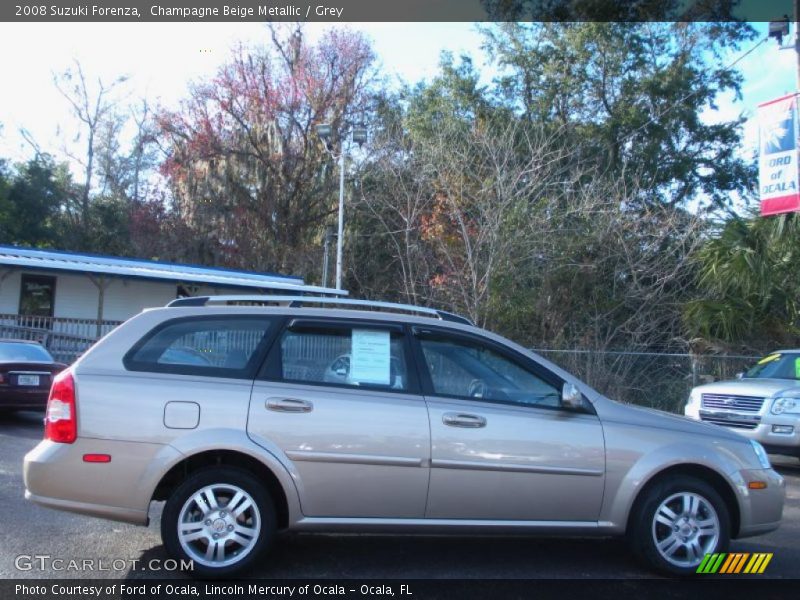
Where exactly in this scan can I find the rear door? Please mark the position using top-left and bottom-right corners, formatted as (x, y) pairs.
(247, 318), (430, 518)
(414, 328), (606, 522)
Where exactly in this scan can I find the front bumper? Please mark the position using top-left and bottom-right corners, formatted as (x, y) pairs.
(685, 404), (800, 456)
(732, 467), (785, 538)
(719, 422), (800, 456)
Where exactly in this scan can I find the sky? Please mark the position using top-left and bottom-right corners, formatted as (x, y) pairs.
(0, 21), (797, 175)
(0, 22), (486, 164)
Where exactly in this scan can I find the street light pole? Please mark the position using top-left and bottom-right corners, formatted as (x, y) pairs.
(336, 146), (346, 290)
(316, 123), (367, 292)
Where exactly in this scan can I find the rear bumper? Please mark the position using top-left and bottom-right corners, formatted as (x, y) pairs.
(24, 437), (177, 526)
(0, 388), (48, 409)
(25, 490), (148, 525)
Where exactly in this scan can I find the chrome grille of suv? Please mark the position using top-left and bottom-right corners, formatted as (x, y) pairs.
(701, 393), (765, 413)
(699, 415), (759, 430)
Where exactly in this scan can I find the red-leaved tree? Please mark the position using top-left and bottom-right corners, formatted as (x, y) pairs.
(157, 24), (376, 276)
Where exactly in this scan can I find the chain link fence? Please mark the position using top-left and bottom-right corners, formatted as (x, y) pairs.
(532, 349), (761, 414)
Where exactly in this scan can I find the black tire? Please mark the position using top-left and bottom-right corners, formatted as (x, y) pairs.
(161, 466), (275, 578)
(628, 475), (730, 576)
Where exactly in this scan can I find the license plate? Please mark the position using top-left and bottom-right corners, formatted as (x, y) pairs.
(17, 375), (40, 386)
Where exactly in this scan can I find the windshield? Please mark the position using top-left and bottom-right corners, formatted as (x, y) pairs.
(744, 352), (800, 380)
(0, 342), (54, 362)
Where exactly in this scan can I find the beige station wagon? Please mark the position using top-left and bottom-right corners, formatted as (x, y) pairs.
(24, 296), (784, 577)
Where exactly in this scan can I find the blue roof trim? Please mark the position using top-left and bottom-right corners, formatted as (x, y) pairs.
(0, 244), (303, 283)
(0, 244), (347, 296)
(0, 262), (321, 293)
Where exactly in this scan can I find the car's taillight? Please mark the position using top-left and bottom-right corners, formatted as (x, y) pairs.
(44, 369), (76, 443)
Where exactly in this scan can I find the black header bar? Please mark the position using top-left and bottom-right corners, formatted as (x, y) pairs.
(1, 0), (794, 23)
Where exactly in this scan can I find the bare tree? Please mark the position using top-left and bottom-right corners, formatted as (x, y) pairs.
(53, 60), (128, 225)
(354, 115), (703, 352)
(354, 117), (572, 326)
(95, 97), (157, 203)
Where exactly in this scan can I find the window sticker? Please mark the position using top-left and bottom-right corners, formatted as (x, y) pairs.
(757, 353), (781, 365)
(350, 329), (391, 385)
(795, 358), (800, 379)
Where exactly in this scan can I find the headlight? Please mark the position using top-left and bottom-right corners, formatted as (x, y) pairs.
(685, 389), (701, 408)
(750, 440), (771, 469)
(771, 397), (800, 415)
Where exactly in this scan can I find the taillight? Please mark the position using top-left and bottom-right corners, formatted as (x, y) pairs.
(44, 369), (77, 444)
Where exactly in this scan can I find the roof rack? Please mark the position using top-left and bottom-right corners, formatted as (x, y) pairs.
(166, 295), (474, 326)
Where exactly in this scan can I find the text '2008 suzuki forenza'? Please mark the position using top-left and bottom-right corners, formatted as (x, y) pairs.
(24, 296), (784, 577)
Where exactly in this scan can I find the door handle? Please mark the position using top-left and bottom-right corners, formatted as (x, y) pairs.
(266, 398), (314, 413)
(442, 412), (486, 428)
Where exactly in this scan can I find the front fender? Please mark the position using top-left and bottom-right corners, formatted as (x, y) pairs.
(601, 438), (746, 533)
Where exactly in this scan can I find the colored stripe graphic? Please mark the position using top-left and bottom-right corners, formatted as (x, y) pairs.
(696, 554), (712, 573)
(758, 554), (773, 573)
(744, 553), (774, 574)
(697, 553), (726, 574)
(733, 553), (750, 574)
(697, 553), (773, 574)
(719, 553), (743, 573)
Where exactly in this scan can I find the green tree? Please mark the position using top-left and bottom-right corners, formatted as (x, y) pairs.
(482, 22), (756, 208)
(0, 159), (10, 214)
(685, 213), (800, 350)
(0, 156), (72, 247)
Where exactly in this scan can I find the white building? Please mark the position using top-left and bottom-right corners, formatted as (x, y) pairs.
(0, 245), (342, 362)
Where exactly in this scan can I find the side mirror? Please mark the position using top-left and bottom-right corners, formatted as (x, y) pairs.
(561, 382), (583, 410)
(735, 372), (744, 380)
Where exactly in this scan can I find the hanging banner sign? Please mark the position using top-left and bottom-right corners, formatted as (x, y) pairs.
(759, 93), (800, 216)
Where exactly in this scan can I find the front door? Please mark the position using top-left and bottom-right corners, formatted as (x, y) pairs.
(248, 318), (430, 518)
(414, 329), (606, 522)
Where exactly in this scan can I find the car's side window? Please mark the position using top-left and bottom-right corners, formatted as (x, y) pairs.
(418, 335), (561, 407)
(278, 325), (409, 391)
(124, 317), (274, 377)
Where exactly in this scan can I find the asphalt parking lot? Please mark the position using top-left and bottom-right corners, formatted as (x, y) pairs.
(1, 410), (798, 580)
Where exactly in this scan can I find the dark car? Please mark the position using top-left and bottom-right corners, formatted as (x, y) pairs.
(0, 340), (66, 413)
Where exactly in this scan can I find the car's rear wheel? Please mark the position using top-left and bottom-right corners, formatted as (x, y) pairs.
(161, 466), (275, 578)
(629, 475), (730, 576)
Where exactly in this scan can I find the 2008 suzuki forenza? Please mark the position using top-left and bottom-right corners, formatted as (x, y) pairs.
(24, 296), (785, 577)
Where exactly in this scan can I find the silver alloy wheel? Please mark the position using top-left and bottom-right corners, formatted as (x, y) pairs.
(177, 483), (261, 568)
(651, 491), (720, 568)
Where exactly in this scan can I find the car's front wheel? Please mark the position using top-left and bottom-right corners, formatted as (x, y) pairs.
(161, 466), (275, 578)
(629, 475), (730, 576)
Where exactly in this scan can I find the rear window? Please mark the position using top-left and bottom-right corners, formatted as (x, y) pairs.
(124, 317), (275, 378)
(0, 342), (53, 362)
